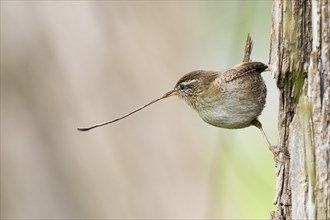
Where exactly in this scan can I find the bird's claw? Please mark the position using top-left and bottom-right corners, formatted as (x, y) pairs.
(269, 145), (289, 163)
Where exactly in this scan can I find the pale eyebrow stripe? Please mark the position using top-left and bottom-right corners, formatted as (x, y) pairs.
(180, 79), (198, 86)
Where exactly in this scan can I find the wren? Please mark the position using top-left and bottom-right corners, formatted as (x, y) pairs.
(78, 34), (276, 155)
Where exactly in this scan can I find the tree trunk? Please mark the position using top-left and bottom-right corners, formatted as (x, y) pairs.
(269, 0), (329, 219)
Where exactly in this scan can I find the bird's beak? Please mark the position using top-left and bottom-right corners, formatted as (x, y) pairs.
(162, 89), (178, 98)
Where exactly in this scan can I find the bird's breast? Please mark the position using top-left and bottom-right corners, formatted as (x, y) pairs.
(195, 76), (266, 129)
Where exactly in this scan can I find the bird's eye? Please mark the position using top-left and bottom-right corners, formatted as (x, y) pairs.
(179, 83), (185, 90)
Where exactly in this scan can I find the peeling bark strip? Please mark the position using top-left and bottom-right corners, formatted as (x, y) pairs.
(269, 1), (329, 220)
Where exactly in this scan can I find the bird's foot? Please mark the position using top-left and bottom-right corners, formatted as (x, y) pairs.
(268, 145), (290, 163)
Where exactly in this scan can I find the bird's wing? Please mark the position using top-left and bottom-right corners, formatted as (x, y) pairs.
(225, 62), (269, 83)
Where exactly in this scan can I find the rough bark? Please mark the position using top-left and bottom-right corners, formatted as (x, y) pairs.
(269, 0), (329, 219)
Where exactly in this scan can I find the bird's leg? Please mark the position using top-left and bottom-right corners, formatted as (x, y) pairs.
(251, 119), (280, 159)
(251, 119), (290, 206)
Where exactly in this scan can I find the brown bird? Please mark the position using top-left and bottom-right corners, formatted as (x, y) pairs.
(78, 34), (276, 155)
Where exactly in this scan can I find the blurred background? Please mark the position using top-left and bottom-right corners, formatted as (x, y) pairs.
(1, 1), (278, 219)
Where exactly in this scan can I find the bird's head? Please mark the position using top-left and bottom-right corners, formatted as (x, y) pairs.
(173, 70), (218, 109)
